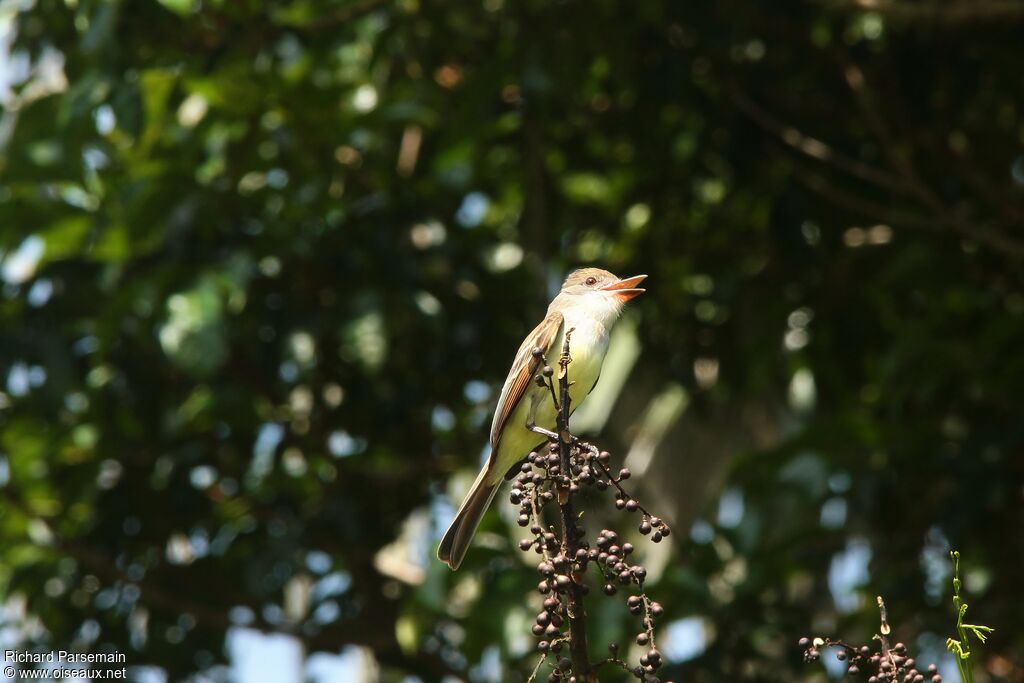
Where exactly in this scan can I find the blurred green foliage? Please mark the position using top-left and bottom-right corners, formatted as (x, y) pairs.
(1, 0), (1023, 680)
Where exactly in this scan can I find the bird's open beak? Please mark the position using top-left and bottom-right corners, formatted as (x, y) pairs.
(601, 274), (647, 302)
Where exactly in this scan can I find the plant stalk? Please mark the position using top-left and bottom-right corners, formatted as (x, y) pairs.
(556, 329), (593, 681)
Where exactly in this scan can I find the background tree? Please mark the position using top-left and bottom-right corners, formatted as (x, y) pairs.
(0, 0), (1022, 680)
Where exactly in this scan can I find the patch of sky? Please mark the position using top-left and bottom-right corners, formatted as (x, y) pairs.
(463, 379), (490, 404)
(250, 423), (283, 480)
(819, 497), (847, 529)
(920, 526), (951, 603)
(2, 235), (44, 284)
(661, 617), (707, 662)
(311, 571), (352, 602)
(305, 551), (332, 575)
(27, 278), (53, 306)
(455, 192), (489, 228)
(73, 335), (100, 355)
(690, 519), (714, 544)
(470, 646), (502, 682)
(716, 488), (744, 529)
(829, 538), (872, 613)
(431, 405), (456, 432)
(327, 430), (366, 457)
(431, 493), (457, 540)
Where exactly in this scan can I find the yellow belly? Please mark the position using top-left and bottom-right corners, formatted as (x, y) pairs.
(490, 320), (609, 479)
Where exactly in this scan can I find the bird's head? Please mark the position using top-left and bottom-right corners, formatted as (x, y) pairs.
(557, 268), (647, 322)
(561, 268), (647, 301)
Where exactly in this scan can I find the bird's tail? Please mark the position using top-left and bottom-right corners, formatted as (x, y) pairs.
(437, 462), (501, 570)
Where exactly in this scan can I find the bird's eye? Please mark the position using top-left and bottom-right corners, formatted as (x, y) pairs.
(585, 276), (597, 286)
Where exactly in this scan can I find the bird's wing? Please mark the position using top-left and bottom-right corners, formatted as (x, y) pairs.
(489, 309), (564, 449)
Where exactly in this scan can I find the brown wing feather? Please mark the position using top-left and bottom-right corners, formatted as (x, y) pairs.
(489, 310), (564, 448)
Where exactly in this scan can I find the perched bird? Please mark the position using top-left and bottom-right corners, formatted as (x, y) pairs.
(438, 268), (647, 569)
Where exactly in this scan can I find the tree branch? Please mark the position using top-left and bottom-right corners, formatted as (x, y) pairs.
(821, 0), (1024, 24)
(727, 85), (907, 192)
(840, 57), (1024, 256)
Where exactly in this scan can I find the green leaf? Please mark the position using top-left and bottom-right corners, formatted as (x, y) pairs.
(91, 224), (131, 261)
(137, 68), (177, 155)
(156, 0), (196, 16)
(41, 215), (92, 261)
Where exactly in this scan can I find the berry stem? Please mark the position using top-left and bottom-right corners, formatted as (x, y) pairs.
(529, 491), (554, 563)
(588, 448), (660, 523)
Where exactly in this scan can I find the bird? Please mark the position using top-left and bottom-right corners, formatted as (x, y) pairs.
(437, 268), (647, 569)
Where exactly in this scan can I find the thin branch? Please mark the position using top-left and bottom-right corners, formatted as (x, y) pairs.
(841, 58), (1024, 256)
(730, 63), (1024, 257)
(876, 595), (892, 658)
(728, 86), (907, 192)
(527, 637), (567, 683)
(787, 158), (942, 231)
(821, 0), (1024, 24)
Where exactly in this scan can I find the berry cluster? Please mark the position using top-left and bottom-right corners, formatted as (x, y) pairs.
(800, 638), (942, 683)
(514, 441), (671, 682)
(517, 336), (674, 682)
(512, 444), (671, 557)
(515, 381), (672, 679)
(799, 597), (941, 683)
